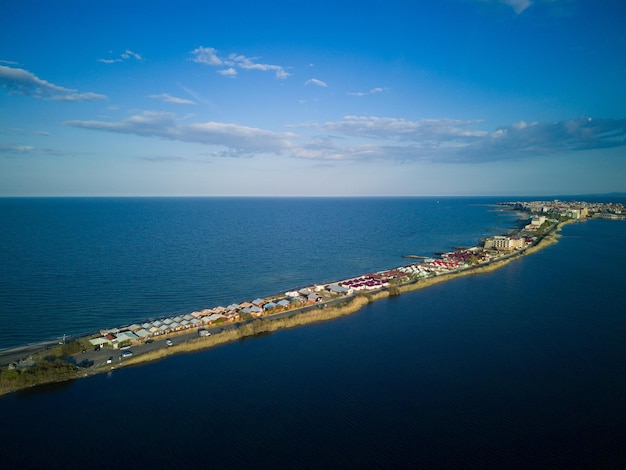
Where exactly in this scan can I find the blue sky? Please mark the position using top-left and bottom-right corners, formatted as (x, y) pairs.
(1, 0), (625, 196)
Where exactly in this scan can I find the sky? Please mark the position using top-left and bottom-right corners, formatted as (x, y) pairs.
(1, 0), (625, 197)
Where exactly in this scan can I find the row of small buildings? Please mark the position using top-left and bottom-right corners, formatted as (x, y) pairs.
(90, 312), (228, 349)
(88, 240), (532, 350)
(88, 270), (410, 349)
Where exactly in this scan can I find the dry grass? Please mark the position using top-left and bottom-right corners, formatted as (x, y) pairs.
(120, 296), (374, 367)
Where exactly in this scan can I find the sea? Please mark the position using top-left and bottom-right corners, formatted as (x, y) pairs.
(1, 196), (625, 469)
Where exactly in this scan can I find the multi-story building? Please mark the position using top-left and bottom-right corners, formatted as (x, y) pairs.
(485, 236), (525, 251)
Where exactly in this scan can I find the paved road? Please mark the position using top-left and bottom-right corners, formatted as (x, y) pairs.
(0, 339), (62, 367)
(0, 323), (232, 369)
(68, 296), (352, 370)
(71, 323), (234, 370)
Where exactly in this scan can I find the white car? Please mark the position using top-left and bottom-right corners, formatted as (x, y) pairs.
(166, 339), (173, 346)
(121, 350), (133, 358)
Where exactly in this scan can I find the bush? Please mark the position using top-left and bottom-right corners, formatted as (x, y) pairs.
(0, 359), (80, 395)
(60, 340), (84, 357)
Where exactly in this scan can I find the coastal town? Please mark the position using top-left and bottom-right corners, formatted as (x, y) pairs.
(1, 199), (624, 393)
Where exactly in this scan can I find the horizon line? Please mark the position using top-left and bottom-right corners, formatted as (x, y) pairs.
(1, 192), (625, 199)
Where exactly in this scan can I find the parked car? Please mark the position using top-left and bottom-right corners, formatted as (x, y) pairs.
(107, 356), (113, 364)
(145, 339), (155, 344)
(198, 329), (211, 337)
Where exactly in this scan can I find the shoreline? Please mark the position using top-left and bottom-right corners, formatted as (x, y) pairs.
(0, 214), (576, 397)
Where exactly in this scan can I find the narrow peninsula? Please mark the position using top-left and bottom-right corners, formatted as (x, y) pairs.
(1, 199), (624, 397)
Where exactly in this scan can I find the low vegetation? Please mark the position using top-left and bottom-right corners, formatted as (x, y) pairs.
(122, 296), (374, 366)
(0, 357), (80, 396)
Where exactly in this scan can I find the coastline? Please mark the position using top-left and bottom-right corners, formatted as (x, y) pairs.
(0, 215), (576, 397)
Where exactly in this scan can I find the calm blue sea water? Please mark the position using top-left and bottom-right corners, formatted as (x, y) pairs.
(0, 197), (521, 349)
(1, 197), (625, 468)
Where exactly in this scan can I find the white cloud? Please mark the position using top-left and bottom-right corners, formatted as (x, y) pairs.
(218, 67), (238, 77)
(50, 92), (108, 102)
(148, 93), (196, 105)
(0, 143), (36, 154)
(139, 155), (191, 162)
(191, 46), (223, 66)
(462, 117), (626, 161)
(0, 65), (107, 101)
(305, 116), (487, 142)
(190, 46), (290, 79)
(98, 49), (143, 64)
(477, 0), (533, 14)
(347, 87), (387, 96)
(295, 116), (626, 162)
(0, 65), (68, 94)
(121, 50), (142, 60)
(64, 111), (297, 158)
(503, 0), (532, 14)
(228, 53), (289, 78)
(64, 111), (626, 164)
(305, 78), (327, 87)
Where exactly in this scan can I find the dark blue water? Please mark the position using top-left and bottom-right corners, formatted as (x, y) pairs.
(1, 197), (521, 349)
(1, 198), (625, 468)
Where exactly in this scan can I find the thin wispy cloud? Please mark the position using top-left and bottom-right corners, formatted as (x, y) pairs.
(98, 49), (143, 64)
(347, 87), (388, 96)
(64, 111), (626, 165)
(149, 93), (196, 105)
(50, 92), (108, 102)
(218, 68), (238, 77)
(0, 143), (36, 154)
(64, 111), (297, 158)
(299, 116), (626, 162)
(190, 46), (290, 79)
(305, 78), (327, 87)
(477, 0), (533, 14)
(302, 116), (488, 141)
(0, 65), (107, 101)
(0, 65), (68, 94)
(121, 50), (142, 60)
(175, 83), (213, 107)
(462, 117), (626, 161)
(139, 155), (190, 162)
(502, 0), (533, 14)
(191, 47), (223, 66)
